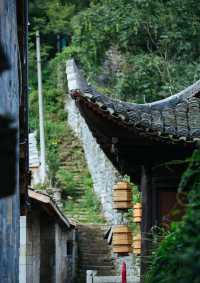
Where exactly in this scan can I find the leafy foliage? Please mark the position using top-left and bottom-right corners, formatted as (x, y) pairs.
(29, 0), (105, 223)
(70, 0), (200, 102)
(29, 0), (89, 34)
(145, 149), (200, 283)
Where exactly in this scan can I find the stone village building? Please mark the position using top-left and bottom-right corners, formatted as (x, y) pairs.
(20, 189), (77, 283)
(19, 132), (77, 283)
(66, 59), (200, 281)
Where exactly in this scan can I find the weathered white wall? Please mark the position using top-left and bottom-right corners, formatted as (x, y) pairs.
(65, 95), (124, 224)
(26, 207), (76, 283)
(55, 224), (76, 283)
(29, 132), (41, 186)
(19, 216), (27, 283)
(26, 210), (40, 283)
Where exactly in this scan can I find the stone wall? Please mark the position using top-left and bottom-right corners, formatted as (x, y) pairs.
(26, 210), (41, 283)
(19, 216), (27, 283)
(65, 95), (123, 224)
(40, 211), (55, 283)
(55, 223), (77, 283)
(26, 204), (76, 283)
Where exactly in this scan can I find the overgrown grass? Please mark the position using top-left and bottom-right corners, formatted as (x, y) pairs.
(29, 52), (105, 223)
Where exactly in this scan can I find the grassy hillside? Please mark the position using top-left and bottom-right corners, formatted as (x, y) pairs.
(29, 57), (105, 223)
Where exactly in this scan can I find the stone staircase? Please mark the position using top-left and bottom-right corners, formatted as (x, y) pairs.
(76, 224), (116, 283)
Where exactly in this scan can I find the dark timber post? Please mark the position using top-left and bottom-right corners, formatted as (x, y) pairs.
(140, 166), (153, 282)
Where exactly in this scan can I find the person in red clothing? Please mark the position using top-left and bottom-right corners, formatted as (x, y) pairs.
(121, 261), (127, 283)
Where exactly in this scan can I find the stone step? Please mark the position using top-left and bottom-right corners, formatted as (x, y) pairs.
(77, 224), (110, 232)
(78, 239), (109, 244)
(79, 249), (111, 255)
(79, 250), (111, 256)
(79, 252), (113, 257)
(79, 254), (113, 263)
(79, 246), (111, 251)
(84, 275), (139, 283)
(78, 226), (109, 230)
(78, 235), (107, 240)
(79, 262), (114, 268)
(79, 242), (111, 247)
(79, 254), (110, 257)
(76, 224), (116, 283)
(78, 227), (110, 232)
(79, 270), (116, 277)
(79, 246), (111, 252)
(79, 243), (110, 248)
(79, 261), (114, 268)
(79, 259), (113, 266)
(78, 236), (106, 241)
(79, 265), (116, 273)
(79, 238), (108, 242)
(78, 233), (108, 239)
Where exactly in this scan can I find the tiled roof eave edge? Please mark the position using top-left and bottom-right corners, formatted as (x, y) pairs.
(66, 59), (200, 143)
(28, 189), (74, 228)
(66, 59), (200, 106)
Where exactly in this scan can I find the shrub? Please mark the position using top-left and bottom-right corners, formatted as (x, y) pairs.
(145, 150), (200, 283)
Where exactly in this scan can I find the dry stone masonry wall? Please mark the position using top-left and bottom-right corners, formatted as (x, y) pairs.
(65, 94), (123, 224)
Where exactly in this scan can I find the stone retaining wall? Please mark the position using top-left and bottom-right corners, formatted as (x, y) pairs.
(65, 94), (123, 224)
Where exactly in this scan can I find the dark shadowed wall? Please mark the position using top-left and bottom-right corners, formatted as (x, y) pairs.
(0, 0), (20, 282)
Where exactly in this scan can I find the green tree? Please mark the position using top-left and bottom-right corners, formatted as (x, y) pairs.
(69, 0), (200, 102)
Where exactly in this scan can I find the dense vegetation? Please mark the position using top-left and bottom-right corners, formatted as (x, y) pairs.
(29, 0), (104, 223)
(69, 0), (200, 102)
(30, 0), (200, 102)
(29, 0), (200, 278)
(145, 149), (200, 283)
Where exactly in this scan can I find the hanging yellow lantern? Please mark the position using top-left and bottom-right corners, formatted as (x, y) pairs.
(113, 181), (132, 209)
(133, 234), (141, 255)
(112, 225), (132, 254)
(133, 203), (142, 223)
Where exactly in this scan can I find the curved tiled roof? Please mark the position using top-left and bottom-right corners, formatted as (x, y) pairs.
(66, 59), (200, 144)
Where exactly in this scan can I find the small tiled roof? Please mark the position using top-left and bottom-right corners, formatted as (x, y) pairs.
(28, 189), (75, 228)
(66, 59), (200, 143)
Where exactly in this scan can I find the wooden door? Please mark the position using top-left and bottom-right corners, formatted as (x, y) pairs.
(158, 191), (185, 228)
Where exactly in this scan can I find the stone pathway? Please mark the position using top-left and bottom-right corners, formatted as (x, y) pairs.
(76, 224), (116, 283)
